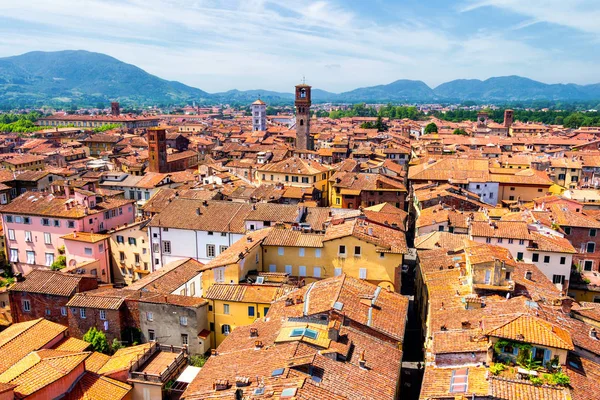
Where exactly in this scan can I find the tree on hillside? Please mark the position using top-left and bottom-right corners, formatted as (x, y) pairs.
(424, 122), (438, 134)
(83, 327), (109, 354)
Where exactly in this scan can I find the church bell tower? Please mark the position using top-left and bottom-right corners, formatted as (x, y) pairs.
(295, 81), (312, 150)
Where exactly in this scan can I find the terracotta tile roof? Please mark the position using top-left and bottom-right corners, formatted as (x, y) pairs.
(466, 242), (517, 267)
(258, 156), (330, 175)
(204, 284), (294, 303)
(565, 356), (600, 400)
(126, 258), (204, 294)
(0, 350), (90, 398)
(268, 275), (409, 342)
(263, 229), (324, 248)
(202, 229), (271, 269)
(486, 314), (574, 350)
(528, 232), (576, 254)
(97, 343), (153, 375)
(324, 219), (408, 254)
(245, 203), (301, 223)
(470, 220), (531, 240)
(84, 352), (110, 373)
(420, 366), (489, 398)
(141, 188), (217, 214)
(330, 171), (407, 192)
(61, 231), (111, 243)
(415, 231), (469, 251)
(432, 329), (489, 354)
(489, 376), (570, 400)
(490, 168), (554, 186)
(549, 204), (600, 229)
(67, 292), (126, 310)
(408, 158), (490, 182)
(0, 318), (68, 374)
(0, 191), (134, 218)
(52, 337), (91, 352)
(148, 199), (252, 233)
(64, 372), (132, 400)
(9, 270), (94, 297)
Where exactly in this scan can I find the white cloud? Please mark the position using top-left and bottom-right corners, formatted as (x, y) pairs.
(0, 0), (598, 92)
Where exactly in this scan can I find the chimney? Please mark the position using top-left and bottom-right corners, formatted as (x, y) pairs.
(213, 379), (229, 391)
(328, 319), (340, 341)
(235, 377), (250, 387)
(359, 350), (367, 370)
(254, 340), (264, 349)
(211, 349), (218, 356)
(196, 207), (201, 216)
(247, 237), (253, 243)
(250, 328), (258, 338)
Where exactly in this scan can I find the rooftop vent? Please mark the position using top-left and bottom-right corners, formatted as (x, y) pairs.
(250, 328), (258, 338)
(525, 271), (533, 280)
(235, 377), (250, 387)
(591, 328), (598, 340)
(359, 350), (367, 370)
(213, 379), (229, 391)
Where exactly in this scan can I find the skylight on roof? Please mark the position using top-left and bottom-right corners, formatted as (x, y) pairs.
(450, 368), (469, 393)
(333, 301), (344, 311)
(254, 387), (265, 395)
(281, 388), (297, 397)
(271, 368), (284, 377)
(289, 328), (318, 340)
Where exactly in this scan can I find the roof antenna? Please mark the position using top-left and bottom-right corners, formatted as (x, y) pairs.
(302, 75), (306, 84)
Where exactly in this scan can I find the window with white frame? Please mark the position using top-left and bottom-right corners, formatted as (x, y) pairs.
(190, 282), (196, 296)
(223, 304), (230, 314)
(61, 307), (67, 316)
(7, 229), (14, 241)
(45, 253), (54, 267)
(26, 251), (35, 265)
(146, 312), (153, 321)
(180, 316), (188, 326)
(23, 300), (31, 312)
(99, 310), (107, 320)
(359, 268), (367, 279)
(44, 232), (51, 244)
(278, 247), (284, 256)
(25, 231), (32, 242)
(181, 334), (189, 345)
(152, 243), (159, 253)
(162, 241), (171, 254)
(222, 324), (231, 335)
(84, 247), (92, 256)
(207, 244), (216, 258)
(214, 268), (225, 283)
(334, 267), (342, 276)
(80, 308), (86, 318)
(9, 249), (18, 262)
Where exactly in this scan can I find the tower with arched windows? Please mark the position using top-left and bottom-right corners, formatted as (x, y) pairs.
(295, 83), (312, 150)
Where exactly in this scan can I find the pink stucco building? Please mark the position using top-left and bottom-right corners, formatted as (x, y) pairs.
(1, 181), (135, 276)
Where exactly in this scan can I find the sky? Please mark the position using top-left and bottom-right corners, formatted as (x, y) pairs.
(0, 0), (599, 93)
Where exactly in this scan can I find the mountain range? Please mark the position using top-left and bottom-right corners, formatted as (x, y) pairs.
(1, 50), (600, 107)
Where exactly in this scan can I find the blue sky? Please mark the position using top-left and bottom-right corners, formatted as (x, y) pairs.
(0, 0), (599, 93)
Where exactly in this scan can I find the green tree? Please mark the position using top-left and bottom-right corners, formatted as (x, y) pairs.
(83, 327), (110, 354)
(189, 355), (207, 367)
(50, 255), (66, 271)
(453, 128), (468, 136)
(111, 338), (124, 353)
(424, 122), (438, 134)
